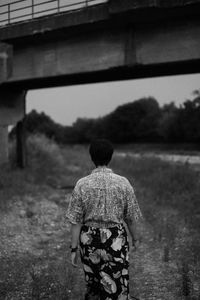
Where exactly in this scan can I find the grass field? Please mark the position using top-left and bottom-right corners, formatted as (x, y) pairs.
(0, 134), (200, 300)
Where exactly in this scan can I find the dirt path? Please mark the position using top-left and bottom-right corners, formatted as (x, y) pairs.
(0, 188), (78, 300)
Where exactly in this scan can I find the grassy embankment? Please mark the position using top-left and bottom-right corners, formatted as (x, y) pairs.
(0, 134), (200, 300)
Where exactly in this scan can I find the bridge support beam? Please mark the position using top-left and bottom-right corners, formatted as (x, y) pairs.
(0, 89), (26, 167)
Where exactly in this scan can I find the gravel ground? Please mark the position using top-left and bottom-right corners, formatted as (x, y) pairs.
(0, 185), (199, 300)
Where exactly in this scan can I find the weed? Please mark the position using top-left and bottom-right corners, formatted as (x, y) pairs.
(181, 261), (193, 297)
(163, 245), (170, 263)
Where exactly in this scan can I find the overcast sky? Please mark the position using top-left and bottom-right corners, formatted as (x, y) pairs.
(27, 73), (200, 126)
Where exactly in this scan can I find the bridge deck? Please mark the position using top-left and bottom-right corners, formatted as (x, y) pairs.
(0, 0), (200, 89)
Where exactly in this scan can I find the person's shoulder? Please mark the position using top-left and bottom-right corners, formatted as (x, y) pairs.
(75, 174), (91, 188)
(112, 172), (131, 186)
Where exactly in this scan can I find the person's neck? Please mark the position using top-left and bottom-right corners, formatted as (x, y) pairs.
(96, 165), (107, 168)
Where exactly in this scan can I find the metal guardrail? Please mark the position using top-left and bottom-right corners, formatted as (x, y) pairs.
(0, 0), (108, 27)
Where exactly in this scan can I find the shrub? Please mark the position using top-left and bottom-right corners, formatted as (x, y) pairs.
(26, 134), (66, 186)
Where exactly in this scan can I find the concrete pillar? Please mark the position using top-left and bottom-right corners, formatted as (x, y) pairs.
(0, 42), (14, 165)
(0, 126), (8, 164)
(0, 89), (26, 166)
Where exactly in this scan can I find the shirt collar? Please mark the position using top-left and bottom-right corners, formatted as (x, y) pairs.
(92, 166), (113, 174)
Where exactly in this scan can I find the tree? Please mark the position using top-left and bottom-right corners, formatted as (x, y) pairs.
(102, 97), (161, 143)
(178, 91), (200, 143)
(10, 91), (200, 145)
(158, 102), (179, 142)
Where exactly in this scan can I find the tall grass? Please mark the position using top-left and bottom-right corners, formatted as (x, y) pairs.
(0, 134), (68, 211)
(111, 154), (200, 214)
(26, 134), (66, 186)
(111, 152), (200, 299)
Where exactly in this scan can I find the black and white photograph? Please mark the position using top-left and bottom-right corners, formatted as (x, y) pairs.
(0, 0), (200, 299)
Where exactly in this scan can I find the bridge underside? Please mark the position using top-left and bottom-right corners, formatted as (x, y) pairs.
(0, 2), (200, 89)
(1, 21), (200, 90)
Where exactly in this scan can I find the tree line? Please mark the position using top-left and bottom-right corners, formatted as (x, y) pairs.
(11, 91), (200, 144)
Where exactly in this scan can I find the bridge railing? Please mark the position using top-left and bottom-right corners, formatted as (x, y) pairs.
(0, 0), (108, 27)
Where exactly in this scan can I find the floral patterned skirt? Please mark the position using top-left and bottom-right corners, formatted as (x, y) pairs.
(79, 223), (130, 300)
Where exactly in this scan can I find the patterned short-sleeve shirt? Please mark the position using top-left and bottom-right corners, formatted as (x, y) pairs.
(66, 166), (142, 226)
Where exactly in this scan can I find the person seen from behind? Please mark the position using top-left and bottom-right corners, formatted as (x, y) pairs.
(66, 139), (143, 300)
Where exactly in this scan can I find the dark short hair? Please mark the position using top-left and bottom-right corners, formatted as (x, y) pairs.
(89, 139), (114, 166)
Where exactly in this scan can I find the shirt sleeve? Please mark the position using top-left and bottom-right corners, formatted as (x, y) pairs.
(66, 182), (84, 224)
(124, 180), (142, 222)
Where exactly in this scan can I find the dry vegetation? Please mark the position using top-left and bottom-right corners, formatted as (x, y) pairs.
(0, 134), (200, 300)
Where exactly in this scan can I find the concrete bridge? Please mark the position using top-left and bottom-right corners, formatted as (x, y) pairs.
(1, 0), (200, 166)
